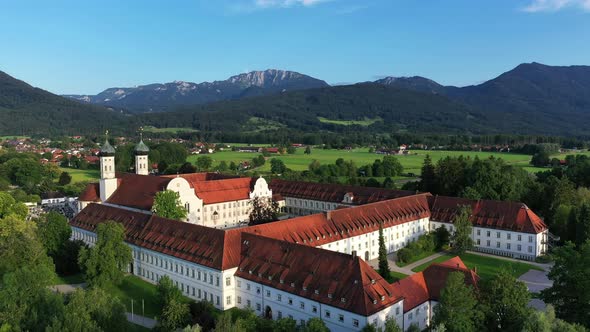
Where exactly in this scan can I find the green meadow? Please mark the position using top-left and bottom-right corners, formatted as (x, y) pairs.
(189, 147), (580, 175)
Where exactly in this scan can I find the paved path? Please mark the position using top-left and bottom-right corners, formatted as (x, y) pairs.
(50, 283), (87, 294)
(368, 251), (449, 276)
(126, 312), (157, 329)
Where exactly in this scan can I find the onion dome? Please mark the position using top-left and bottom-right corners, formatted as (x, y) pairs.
(134, 129), (149, 155)
(100, 131), (116, 156)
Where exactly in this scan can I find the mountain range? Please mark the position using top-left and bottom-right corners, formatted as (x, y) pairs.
(64, 69), (329, 113)
(1, 62), (590, 137)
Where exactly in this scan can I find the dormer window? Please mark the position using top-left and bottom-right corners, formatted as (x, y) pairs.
(341, 298), (346, 303)
(371, 279), (376, 284)
(280, 279), (284, 284)
(291, 282), (295, 287)
(314, 289), (319, 295)
(381, 296), (385, 301)
(373, 300), (377, 304)
(328, 293), (333, 299)
(303, 286), (307, 291)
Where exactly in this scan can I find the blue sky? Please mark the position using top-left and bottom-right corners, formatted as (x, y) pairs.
(1, 0), (589, 94)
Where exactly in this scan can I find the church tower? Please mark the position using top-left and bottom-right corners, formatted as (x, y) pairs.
(134, 129), (150, 175)
(99, 131), (118, 202)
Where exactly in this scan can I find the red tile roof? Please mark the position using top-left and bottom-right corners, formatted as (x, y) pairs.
(244, 194), (432, 246)
(78, 183), (100, 202)
(236, 233), (403, 316)
(70, 203), (243, 270)
(270, 179), (416, 205)
(395, 256), (479, 312)
(192, 178), (255, 205)
(106, 173), (172, 210)
(429, 195), (547, 234)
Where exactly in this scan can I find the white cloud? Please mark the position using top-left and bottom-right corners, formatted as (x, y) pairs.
(254, 0), (330, 8)
(523, 0), (590, 12)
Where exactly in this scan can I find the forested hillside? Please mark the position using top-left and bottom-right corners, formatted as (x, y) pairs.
(0, 71), (132, 136)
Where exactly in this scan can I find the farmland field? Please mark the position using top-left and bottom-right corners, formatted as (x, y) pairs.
(188, 147), (581, 175)
(143, 126), (198, 133)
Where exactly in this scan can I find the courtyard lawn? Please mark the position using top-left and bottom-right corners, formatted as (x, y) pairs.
(411, 252), (543, 280)
(389, 271), (410, 282)
(59, 167), (100, 183)
(53, 273), (85, 285)
(104, 276), (162, 318)
(395, 249), (438, 267)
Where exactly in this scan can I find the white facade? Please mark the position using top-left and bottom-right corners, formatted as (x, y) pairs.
(135, 154), (149, 176)
(235, 276), (404, 331)
(167, 177), (272, 228)
(430, 221), (548, 261)
(99, 155), (117, 202)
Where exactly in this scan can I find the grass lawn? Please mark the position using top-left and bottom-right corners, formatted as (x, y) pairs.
(53, 273), (85, 285)
(188, 148), (571, 176)
(317, 116), (382, 126)
(389, 271), (410, 282)
(143, 126), (198, 134)
(59, 167), (100, 183)
(104, 276), (162, 318)
(411, 252), (543, 280)
(395, 249), (438, 267)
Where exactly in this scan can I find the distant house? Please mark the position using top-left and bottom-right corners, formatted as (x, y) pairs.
(265, 147), (280, 154)
(237, 147), (262, 153)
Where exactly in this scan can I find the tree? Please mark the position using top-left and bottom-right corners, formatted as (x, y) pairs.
(36, 211), (71, 257)
(47, 288), (128, 332)
(78, 221), (132, 288)
(523, 305), (586, 332)
(286, 146), (297, 154)
(195, 156), (213, 171)
(575, 204), (590, 246)
(248, 196), (279, 226)
(302, 317), (329, 332)
(152, 190), (188, 220)
(378, 222), (390, 279)
(433, 271), (482, 332)
(304, 146), (311, 155)
(481, 269), (531, 331)
(531, 151), (551, 167)
(541, 240), (590, 327)
(214, 312), (246, 332)
(156, 298), (191, 332)
(58, 171), (72, 185)
(217, 161), (229, 172)
(0, 192), (27, 219)
(434, 225), (451, 250)
(273, 318), (297, 332)
(361, 324), (377, 332)
(382, 177), (395, 189)
(383, 316), (403, 332)
(157, 275), (183, 308)
(179, 162), (197, 174)
(270, 158), (287, 174)
(451, 205), (473, 254)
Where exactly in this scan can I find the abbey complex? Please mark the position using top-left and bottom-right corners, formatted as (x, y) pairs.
(70, 137), (548, 331)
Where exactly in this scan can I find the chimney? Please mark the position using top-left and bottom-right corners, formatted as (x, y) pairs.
(351, 250), (357, 259)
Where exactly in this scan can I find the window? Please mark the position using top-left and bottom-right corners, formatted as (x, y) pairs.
(246, 283), (251, 291)
(529, 235), (534, 243)
(496, 232), (500, 238)
(266, 290), (271, 298)
(476, 239), (481, 245)
(518, 235), (522, 241)
(198, 289), (202, 298)
(216, 296), (220, 305)
(246, 300), (251, 308)
(237, 296), (241, 304)
(278, 311), (282, 319)
(477, 229), (481, 236)
(256, 303), (261, 311)
(339, 314), (344, 322)
(312, 305), (318, 313)
(277, 294), (282, 301)
(396, 307), (400, 315)
(528, 246), (533, 253)
(300, 301), (305, 309)
(486, 231), (491, 237)
(226, 277), (231, 286)
(288, 298), (293, 305)
(325, 310), (331, 318)
(237, 280), (241, 288)
(518, 244), (522, 251)
(507, 243), (511, 250)
(496, 242), (500, 248)
(216, 276), (220, 286)
(256, 287), (261, 295)
(209, 274), (213, 285)
(409, 312), (413, 320)
(353, 319), (359, 327)
(507, 233), (512, 240)
(486, 240), (491, 247)
(226, 296), (231, 305)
